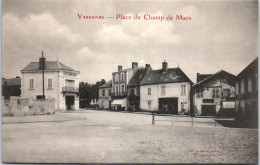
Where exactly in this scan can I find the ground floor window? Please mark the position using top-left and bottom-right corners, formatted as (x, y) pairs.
(148, 101), (152, 110)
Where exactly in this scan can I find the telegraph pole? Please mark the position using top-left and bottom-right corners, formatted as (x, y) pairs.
(40, 51), (46, 99)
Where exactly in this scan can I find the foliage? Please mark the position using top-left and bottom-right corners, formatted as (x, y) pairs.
(79, 79), (106, 108)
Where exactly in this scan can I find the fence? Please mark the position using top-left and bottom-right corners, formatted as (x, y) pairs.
(151, 113), (217, 128)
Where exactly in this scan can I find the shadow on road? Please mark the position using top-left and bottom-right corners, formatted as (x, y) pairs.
(215, 119), (258, 129)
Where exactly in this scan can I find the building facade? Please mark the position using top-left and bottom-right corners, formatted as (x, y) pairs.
(235, 57), (258, 126)
(21, 59), (80, 110)
(193, 70), (236, 116)
(127, 64), (151, 111)
(110, 62), (140, 110)
(140, 61), (193, 114)
(98, 80), (112, 109)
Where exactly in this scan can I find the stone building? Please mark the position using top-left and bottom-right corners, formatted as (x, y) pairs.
(193, 70), (236, 116)
(110, 62), (140, 110)
(127, 64), (151, 111)
(98, 80), (112, 109)
(21, 57), (80, 110)
(235, 57), (258, 126)
(140, 61), (193, 114)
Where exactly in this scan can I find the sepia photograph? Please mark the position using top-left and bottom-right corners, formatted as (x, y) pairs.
(1, 0), (258, 164)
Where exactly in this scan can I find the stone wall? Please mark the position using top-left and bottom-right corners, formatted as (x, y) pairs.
(2, 96), (55, 117)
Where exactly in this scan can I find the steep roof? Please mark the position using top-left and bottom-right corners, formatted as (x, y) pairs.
(237, 57), (258, 78)
(140, 68), (193, 85)
(99, 80), (112, 88)
(193, 70), (235, 87)
(128, 67), (150, 87)
(21, 61), (78, 72)
(2, 77), (21, 86)
(197, 74), (213, 82)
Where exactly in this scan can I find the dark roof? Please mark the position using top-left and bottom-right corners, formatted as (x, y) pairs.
(197, 74), (213, 83)
(128, 67), (150, 87)
(2, 77), (21, 86)
(140, 68), (193, 85)
(21, 61), (77, 72)
(99, 80), (112, 88)
(193, 70), (235, 87)
(237, 57), (258, 78)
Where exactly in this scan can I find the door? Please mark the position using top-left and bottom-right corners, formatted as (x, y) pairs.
(66, 96), (75, 110)
(159, 98), (178, 114)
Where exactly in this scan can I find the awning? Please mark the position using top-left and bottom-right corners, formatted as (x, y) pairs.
(111, 99), (126, 107)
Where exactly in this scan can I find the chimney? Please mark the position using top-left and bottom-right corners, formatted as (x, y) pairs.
(145, 64), (150, 69)
(132, 62), (138, 69)
(197, 73), (200, 82)
(118, 65), (122, 72)
(162, 61), (168, 73)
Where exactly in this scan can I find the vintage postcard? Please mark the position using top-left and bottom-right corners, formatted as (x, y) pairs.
(1, 0), (258, 164)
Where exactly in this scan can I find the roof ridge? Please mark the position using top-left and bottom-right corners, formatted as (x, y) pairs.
(57, 61), (61, 69)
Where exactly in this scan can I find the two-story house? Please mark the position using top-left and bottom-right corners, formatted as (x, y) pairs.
(127, 64), (151, 111)
(193, 70), (236, 116)
(140, 61), (193, 114)
(21, 56), (80, 111)
(98, 80), (112, 109)
(235, 57), (258, 126)
(110, 62), (140, 111)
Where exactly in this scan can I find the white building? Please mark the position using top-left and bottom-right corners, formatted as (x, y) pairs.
(21, 58), (80, 110)
(140, 61), (193, 114)
(193, 70), (235, 116)
(98, 80), (112, 109)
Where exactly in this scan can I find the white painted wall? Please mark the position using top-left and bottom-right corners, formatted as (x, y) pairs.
(140, 82), (191, 113)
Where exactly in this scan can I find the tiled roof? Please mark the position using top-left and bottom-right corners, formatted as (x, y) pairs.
(128, 67), (150, 87)
(140, 68), (193, 85)
(2, 77), (21, 86)
(193, 70), (235, 87)
(237, 57), (258, 78)
(21, 61), (77, 72)
(99, 80), (112, 88)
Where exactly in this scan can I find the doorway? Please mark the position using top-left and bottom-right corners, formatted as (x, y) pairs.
(66, 96), (75, 110)
(159, 98), (178, 114)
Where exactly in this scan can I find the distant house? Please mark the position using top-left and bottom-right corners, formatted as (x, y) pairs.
(2, 76), (21, 99)
(110, 62), (140, 111)
(21, 57), (80, 110)
(140, 61), (193, 114)
(235, 57), (258, 125)
(98, 80), (112, 109)
(127, 64), (151, 111)
(193, 70), (236, 117)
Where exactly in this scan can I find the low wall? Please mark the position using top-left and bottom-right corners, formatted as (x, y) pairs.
(2, 96), (55, 117)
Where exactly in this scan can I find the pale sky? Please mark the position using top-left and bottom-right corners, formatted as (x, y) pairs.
(2, 0), (258, 83)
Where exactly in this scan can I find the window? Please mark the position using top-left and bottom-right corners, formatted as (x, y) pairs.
(48, 78), (52, 89)
(200, 89), (203, 98)
(213, 89), (219, 98)
(181, 85), (186, 95)
(115, 74), (119, 82)
(223, 89), (230, 97)
(115, 85), (119, 94)
(102, 89), (105, 96)
(240, 79), (245, 94)
(161, 86), (165, 95)
(148, 101), (152, 110)
(248, 79), (252, 92)
(65, 80), (75, 87)
(121, 73), (124, 82)
(29, 79), (34, 89)
(108, 89), (111, 95)
(181, 102), (186, 110)
(121, 84), (125, 93)
(148, 88), (151, 95)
